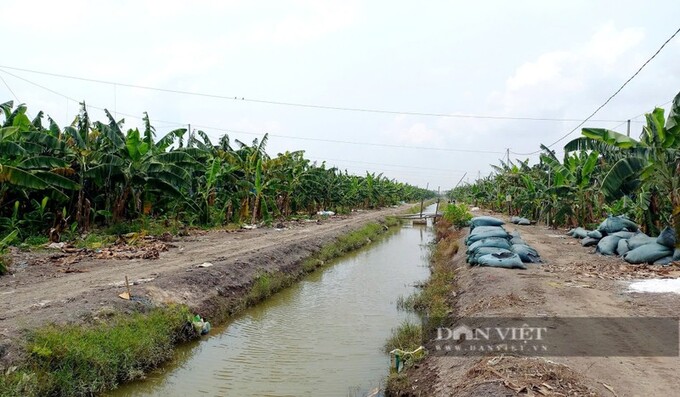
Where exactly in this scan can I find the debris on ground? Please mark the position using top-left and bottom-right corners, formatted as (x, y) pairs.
(456, 355), (597, 396)
(36, 238), (172, 268)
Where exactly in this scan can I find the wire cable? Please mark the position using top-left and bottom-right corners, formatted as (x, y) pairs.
(0, 68), (507, 155)
(0, 74), (21, 103)
(513, 26), (680, 156)
(0, 64), (639, 123)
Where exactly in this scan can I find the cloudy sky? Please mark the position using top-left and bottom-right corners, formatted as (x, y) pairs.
(1, 0), (679, 190)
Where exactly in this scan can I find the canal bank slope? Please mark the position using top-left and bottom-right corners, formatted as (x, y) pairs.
(0, 205), (409, 394)
(397, 209), (680, 397)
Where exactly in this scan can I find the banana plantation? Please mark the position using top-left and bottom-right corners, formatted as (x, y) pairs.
(451, 90), (680, 236)
(0, 101), (434, 242)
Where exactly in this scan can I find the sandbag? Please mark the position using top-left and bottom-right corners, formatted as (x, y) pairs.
(653, 256), (674, 266)
(510, 237), (527, 245)
(469, 247), (513, 264)
(511, 216), (521, 224)
(567, 228), (576, 237)
(624, 243), (673, 264)
(627, 233), (656, 250)
(510, 230), (521, 238)
(466, 230), (509, 245)
(581, 237), (600, 247)
(657, 226), (677, 249)
(597, 216), (638, 234)
(596, 235), (622, 256)
(476, 252), (526, 269)
(517, 218), (531, 225)
(571, 227), (589, 239)
(674, 249), (680, 261)
(469, 225), (506, 235)
(587, 230), (603, 239)
(611, 231), (635, 239)
(511, 244), (541, 263)
(470, 216), (505, 229)
(466, 238), (512, 254)
(617, 239), (630, 256)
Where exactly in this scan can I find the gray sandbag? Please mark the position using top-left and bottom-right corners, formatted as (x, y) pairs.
(466, 229), (509, 244)
(596, 235), (622, 256)
(517, 218), (531, 225)
(624, 243), (673, 264)
(510, 230), (521, 238)
(476, 252), (526, 269)
(511, 216), (521, 224)
(653, 256), (674, 266)
(567, 228), (576, 237)
(587, 230), (603, 239)
(597, 216), (638, 234)
(469, 247), (513, 264)
(617, 239), (630, 256)
(466, 226), (506, 243)
(581, 237), (600, 247)
(612, 231), (635, 239)
(470, 216), (505, 229)
(470, 225), (506, 234)
(674, 249), (680, 261)
(466, 238), (512, 254)
(572, 227), (590, 239)
(656, 226), (677, 249)
(510, 236), (527, 245)
(627, 232), (657, 250)
(511, 244), (541, 263)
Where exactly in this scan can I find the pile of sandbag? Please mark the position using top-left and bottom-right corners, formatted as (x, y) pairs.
(465, 216), (542, 270)
(567, 216), (680, 265)
(510, 216), (531, 225)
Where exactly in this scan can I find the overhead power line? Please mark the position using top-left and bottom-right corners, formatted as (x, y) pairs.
(0, 64), (640, 123)
(513, 26), (680, 156)
(0, 68), (507, 155)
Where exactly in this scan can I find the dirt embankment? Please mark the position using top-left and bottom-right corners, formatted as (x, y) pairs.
(402, 210), (680, 397)
(0, 206), (408, 367)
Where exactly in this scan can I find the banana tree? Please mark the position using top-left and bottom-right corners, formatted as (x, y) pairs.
(564, 90), (680, 233)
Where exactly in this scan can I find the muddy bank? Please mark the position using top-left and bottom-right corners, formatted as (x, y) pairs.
(393, 210), (680, 397)
(0, 206), (408, 377)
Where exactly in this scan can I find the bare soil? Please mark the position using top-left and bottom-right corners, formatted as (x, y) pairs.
(402, 209), (680, 397)
(0, 206), (407, 368)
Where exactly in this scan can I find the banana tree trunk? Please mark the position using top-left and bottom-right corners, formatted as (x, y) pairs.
(251, 194), (260, 225)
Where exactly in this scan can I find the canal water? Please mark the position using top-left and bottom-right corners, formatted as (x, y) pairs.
(110, 207), (435, 397)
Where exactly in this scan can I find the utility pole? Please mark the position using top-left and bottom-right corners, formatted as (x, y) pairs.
(506, 148), (510, 164)
(434, 186), (441, 222)
(626, 119), (631, 137)
(419, 182), (429, 219)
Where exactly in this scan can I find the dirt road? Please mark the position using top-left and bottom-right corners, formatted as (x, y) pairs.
(405, 210), (680, 397)
(0, 205), (407, 366)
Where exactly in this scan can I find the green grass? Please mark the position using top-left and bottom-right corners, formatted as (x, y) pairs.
(302, 217), (400, 272)
(0, 306), (194, 397)
(383, 320), (423, 353)
(22, 235), (49, 247)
